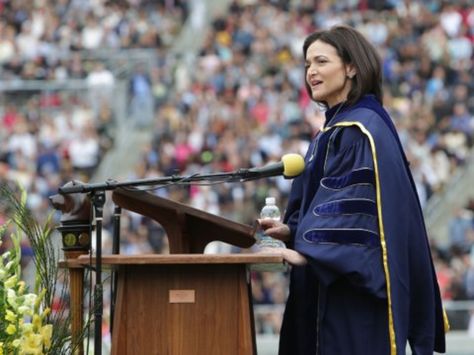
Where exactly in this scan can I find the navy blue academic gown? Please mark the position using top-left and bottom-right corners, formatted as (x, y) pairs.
(279, 96), (446, 355)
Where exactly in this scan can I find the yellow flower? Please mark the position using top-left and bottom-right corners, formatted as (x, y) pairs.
(34, 289), (46, 309)
(41, 324), (53, 349)
(4, 275), (17, 288)
(7, 288), (17, 308)
(18, 306), (31, 315)
(21, 333), (43, 354)
(18, 281), (26, 294)
(23, 293), (37, 308)
(41, 307), (51, 318)
(32, 315), (41, 331)
(6, 324), (16, 335)
(21, 323), (34, 335)
(5, 310), (16, 322)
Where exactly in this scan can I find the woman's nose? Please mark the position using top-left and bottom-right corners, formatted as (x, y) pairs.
(307, 67), (317, 77)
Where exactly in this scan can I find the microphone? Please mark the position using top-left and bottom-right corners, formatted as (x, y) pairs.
(243, 153), (305, 180)
(57, 154), (306, 194)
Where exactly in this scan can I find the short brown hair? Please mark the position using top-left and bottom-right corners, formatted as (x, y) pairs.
(303, 25), (383, 108)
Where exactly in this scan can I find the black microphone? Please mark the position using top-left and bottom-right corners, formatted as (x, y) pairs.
(242, 153), (305, 180)
(57, 154), (306, 194)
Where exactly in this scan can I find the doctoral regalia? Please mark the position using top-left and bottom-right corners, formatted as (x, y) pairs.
(279, 95), (447, 355)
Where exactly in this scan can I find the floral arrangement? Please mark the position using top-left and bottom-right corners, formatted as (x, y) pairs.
(0, 233), (52, 354)
(0, 185), (80, 354)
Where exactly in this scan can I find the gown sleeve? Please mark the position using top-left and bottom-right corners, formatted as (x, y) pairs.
(294, 126), (386, 298)
(283, 180), (301, 249)
(283, 138), (318, 248)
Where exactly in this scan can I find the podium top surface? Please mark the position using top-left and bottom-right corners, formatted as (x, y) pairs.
(61, 253), (285, 268)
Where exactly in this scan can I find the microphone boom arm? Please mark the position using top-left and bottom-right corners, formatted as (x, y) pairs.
(59, 169), (252, 194)
(58, 153), (305, 194)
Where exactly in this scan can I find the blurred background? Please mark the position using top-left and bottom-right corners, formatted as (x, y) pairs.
(0, 0), (472, 353)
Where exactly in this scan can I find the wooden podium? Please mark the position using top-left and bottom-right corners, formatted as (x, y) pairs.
(71, 253), (283, 355)
(61, 188), (285, 355)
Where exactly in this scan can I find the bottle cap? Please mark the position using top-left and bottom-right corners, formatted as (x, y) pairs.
(265, 197), (275, 205)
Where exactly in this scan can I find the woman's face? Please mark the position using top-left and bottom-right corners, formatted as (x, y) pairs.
(305, 40), (354, 108)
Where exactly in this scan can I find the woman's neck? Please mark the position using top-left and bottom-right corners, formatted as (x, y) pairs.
(324, 101), (346, 126)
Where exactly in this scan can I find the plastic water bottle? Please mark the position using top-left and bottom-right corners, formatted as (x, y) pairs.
(258, 197), (286, 248)
(252, 197), (288, 272)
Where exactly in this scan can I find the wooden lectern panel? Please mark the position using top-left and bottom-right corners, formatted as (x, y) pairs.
(85, 255), (285, 355)
(112, 264), (253, 355)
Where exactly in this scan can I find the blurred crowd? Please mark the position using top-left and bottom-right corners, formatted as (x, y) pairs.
(0, 0), (187, 222)
(0, 0), (473, 337)
(435, 198), (474, 332)
(0, 0), (187, 80)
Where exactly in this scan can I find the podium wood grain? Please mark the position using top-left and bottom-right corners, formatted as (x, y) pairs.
(73, 254), (284, 355)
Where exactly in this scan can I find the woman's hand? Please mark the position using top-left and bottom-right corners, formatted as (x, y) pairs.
(281, 248), (308, 265)
(258, 247), (308, 266)
(256, 220), (307, 265)
(257, 219), (291, 242)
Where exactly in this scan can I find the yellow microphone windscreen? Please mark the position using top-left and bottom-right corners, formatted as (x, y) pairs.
(282, 153), (305, 177)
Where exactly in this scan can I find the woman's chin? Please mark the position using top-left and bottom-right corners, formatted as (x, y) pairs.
(312, 93), (325, 102)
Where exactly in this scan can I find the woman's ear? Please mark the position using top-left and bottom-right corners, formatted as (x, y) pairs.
(346, 64), (356, 79)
